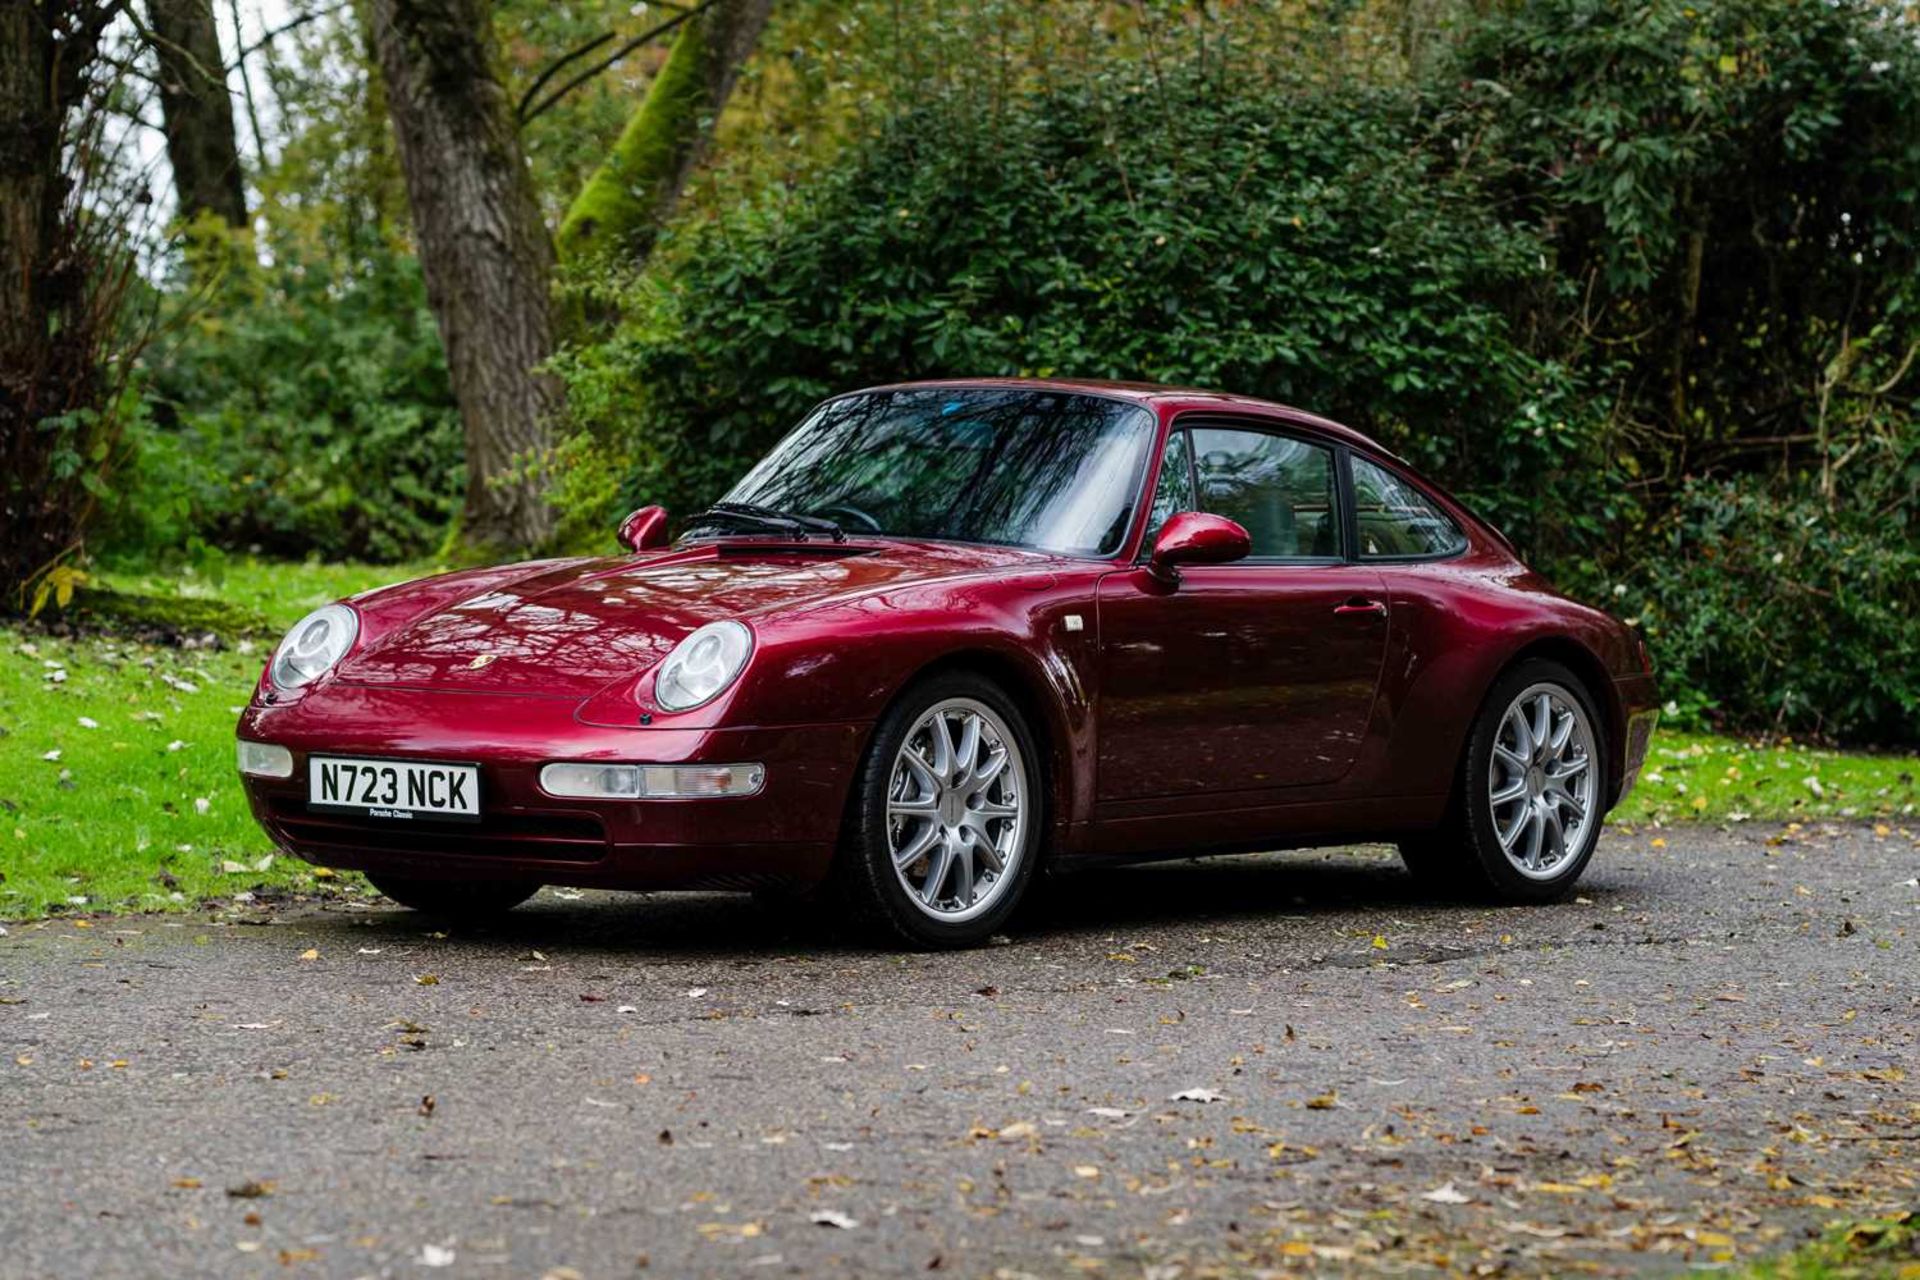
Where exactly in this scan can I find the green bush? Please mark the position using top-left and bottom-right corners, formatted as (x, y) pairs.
(556, 60), (1602, 544)
(1445, 0), (1920, 553)
(111, 244), (463, 563)
(1629, 467), (1919, 745)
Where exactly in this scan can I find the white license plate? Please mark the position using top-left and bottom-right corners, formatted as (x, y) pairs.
(308, 756), (481, 823)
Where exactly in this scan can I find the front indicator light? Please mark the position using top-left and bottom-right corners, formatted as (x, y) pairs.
(650, 764), (766, 797)
(539, 762), (765, 800)
(237, 740), (294, 779)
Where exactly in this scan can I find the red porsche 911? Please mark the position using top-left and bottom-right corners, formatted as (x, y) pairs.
(236, 380), (1657, 947)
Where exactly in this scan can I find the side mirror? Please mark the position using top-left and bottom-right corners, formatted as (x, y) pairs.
(618, 505), (670, 552)
(1148, 512), (1251, 585)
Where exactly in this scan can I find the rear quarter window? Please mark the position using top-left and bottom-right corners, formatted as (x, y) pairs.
(1351, 456), (1467, 559)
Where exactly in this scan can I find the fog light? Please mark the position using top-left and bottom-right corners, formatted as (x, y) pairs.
(539, 762), (764, 800)
(237, 740), (294, 779)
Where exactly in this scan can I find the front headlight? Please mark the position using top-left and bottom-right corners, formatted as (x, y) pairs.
(653, 620), (753, 711)
(269, 603), (359, 691)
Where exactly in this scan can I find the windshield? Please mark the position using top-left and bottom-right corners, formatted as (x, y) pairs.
(696, 389), (1157, 556)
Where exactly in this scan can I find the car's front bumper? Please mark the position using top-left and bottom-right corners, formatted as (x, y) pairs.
(237, 685), (866, 890)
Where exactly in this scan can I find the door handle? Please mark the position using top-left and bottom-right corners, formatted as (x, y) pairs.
(1334, 597), (1387, 617)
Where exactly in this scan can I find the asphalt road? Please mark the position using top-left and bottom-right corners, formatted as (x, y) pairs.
(3, 823), (1916, 1279)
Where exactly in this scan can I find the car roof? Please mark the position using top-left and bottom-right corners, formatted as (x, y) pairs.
(844, 376), (1387, 457)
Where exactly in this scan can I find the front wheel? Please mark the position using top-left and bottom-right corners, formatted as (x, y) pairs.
(1401, 659), (1607, 903)
(367, 874), (539, 921)
(831, 673), (1044, 948)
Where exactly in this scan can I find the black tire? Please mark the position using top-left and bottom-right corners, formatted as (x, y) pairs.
(830, 671), (1045, 949)
(367, 874), (539, 920)
(1398, 658), (1609, 903)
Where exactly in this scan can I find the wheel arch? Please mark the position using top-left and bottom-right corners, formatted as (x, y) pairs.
(884, 647), (1079, 844)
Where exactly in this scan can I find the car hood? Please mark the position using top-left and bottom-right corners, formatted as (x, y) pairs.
(333, 539), (1059, 697)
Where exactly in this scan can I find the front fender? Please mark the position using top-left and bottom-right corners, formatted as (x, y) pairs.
(577, 571), (1103, 837)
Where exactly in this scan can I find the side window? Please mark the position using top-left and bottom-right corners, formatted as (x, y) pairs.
(1190, 427), (1339, 559)
(1351, 456), (1467, 558)
(1142, 430), (1194, 546)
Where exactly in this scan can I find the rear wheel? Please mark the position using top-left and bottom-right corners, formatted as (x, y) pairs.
(831, 673), (1043, 948)
(367, 874), (539, 920)
(1400, 659), (1606, 902)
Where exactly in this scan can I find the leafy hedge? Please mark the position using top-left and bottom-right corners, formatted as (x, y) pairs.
(1627, 472), (1918, 743)
(558, 68), (1593, 543)
(111, 244), (463, 563)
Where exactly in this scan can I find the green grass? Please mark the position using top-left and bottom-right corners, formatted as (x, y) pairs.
(1726, 1213), (1919, 1279)
(90, 556), (444, 629)
(1612, 730), (1917, 827)
(0, 559), (432, 920)
(2, 557), (1915, 921)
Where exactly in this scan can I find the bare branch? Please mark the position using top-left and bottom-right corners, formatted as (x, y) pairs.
(115, 0), (223, 89)
(518, 0), (718, 126)
(515, 29), (616, 123)
(232, 1), (349, 65)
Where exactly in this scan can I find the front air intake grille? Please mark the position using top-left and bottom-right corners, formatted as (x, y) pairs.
(265, 797), (608, 863)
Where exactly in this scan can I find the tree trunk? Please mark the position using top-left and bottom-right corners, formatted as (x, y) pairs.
(1, 2), (121, 599)
(147, 0), (247, 226)
(556, 0), (773, 262)
(368, 0), (560, 550)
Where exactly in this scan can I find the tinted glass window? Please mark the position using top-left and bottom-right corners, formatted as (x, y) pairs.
(703, 389), (1157, 555)
(1190, 427), (1339, 559)
(1142, 430), (1195, 547)
(1351, 456), (1467, 558)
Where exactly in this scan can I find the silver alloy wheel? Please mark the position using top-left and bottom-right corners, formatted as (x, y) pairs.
(1488, 682), (1598, 881)
(885, 697), (1029, 923)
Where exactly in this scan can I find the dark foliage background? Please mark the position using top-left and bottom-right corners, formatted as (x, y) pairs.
(111, 244), (464, 563)
(553, 0), (1920, 744)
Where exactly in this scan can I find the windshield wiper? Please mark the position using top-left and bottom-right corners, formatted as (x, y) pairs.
(697, 501), (846, 542)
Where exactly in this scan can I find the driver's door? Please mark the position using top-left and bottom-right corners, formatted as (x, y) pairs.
(1096, 422), (1390, 805)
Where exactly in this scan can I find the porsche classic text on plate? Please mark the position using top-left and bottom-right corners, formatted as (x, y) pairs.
(236, 378), (1657, 947)
(307, 756), (480, 822)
